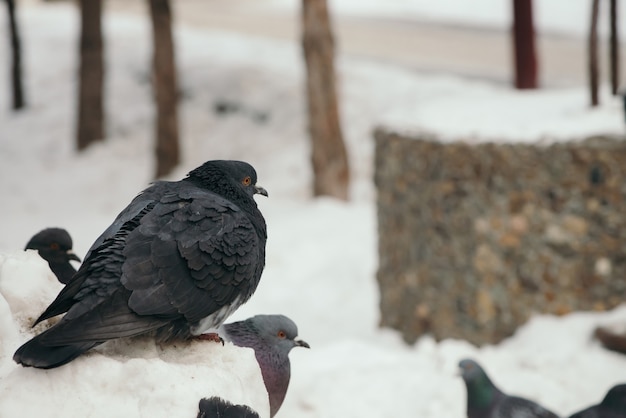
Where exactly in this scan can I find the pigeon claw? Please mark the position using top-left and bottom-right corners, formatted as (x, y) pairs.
(196, 332), (225, 345)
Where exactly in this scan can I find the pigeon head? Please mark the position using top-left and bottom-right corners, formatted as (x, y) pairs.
(569, 383), (626, 418)
(459, 359), (485, 381)
(459, 359), (500, 411)
(254, 314), (309, 351)
(25, 228), (81, 284)
(223, 315), (309, 417)
(25, 228), (80, 263)
(187, 160), (268, 202)
(458, 359), (560, 418)
(197, 396), (260, 418)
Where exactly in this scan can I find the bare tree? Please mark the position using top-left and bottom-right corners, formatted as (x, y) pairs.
(589, 0), (600, 107)
(77, 0), (104, 150)
(609, 0), (619, 96)
(148, 0), (180, 178)
(5, 0), (25, 110)
(511, 0), (538, 89)
(301, 0), (349, 200)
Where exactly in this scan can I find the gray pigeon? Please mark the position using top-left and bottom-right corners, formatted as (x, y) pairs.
(13, 160), (268, 369)
(25, 228), (81, 284)
(197, 396), (260, 418)
(568, 384), (626, 418)
(222, 314), (309, 417)
(458, 358), (560, 418)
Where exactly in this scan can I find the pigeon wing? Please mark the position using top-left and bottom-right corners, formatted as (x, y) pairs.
(37, 288), (169, 344)
(122, 186), (264, 325)
(497, 396), (560, 418)
(33, 196), (158, 325)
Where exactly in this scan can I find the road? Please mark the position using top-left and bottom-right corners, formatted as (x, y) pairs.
(107, 0), (622, 88)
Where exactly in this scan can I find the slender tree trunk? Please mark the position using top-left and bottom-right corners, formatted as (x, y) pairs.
(511, 0), (538, 89)
(589, 0), (600, 107)
(6, 0), (25, 110)
(148, 0), (180, 178)
(301, 0), (349, 200)
(609, 0), (619, 96)
(77, 0), (104, 150)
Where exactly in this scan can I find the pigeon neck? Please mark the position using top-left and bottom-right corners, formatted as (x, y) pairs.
(465, 374), (499, 414)
(185, 176), (267, 240)
(48, 260), (77, 285)
(255, 351), (291, 418)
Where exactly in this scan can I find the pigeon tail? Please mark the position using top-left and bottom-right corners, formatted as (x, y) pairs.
(13, 331), (99, 369)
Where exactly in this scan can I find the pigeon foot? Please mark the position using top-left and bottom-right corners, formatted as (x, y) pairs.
(196, 333), (224, 345)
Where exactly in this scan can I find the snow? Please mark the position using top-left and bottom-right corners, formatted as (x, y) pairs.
(0, 251), (271, 417)
(1, 1), (626, 417)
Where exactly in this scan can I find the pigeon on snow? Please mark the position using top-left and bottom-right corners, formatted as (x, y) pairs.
(13, 160), (268, 369)
(459, 358), (560, 418)
(25, 228), (81, 284)
(568, 383), (626, 418)
(222, 314), (309, 418)
(197, 396), (260, 418)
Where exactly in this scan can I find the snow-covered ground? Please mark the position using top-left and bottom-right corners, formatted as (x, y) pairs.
(0, 1), (625, 417)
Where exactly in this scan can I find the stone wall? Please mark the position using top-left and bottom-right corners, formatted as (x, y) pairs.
(374, 128), (626, 345)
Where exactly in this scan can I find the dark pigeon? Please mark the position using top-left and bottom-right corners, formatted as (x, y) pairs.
(13, 160), (268, 369)
(197, 397), (260, 418)
(459, 358), (560, 418)
(25, 228), (81, 284)
(568, 384), (626, 418)
(222, 315), (309, 418)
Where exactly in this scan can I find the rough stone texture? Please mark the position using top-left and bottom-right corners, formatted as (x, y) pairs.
(374, 128), (626, 346)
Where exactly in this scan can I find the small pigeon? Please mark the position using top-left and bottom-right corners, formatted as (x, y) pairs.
(25, 228), (81, 284)
(13, 160), (268, 369)
(568, 384), (626, 418)
(222, 314), (309, 418)
(458, 358), (560, 418)
(197, 396), (260, 418)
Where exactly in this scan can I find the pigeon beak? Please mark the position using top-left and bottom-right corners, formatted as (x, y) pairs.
(295, 339), (310, 349)
(254, 185), (268, 197)
(67, 251), (81, 263)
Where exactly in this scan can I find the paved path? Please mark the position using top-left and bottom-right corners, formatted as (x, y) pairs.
(107, 0), (622, 88)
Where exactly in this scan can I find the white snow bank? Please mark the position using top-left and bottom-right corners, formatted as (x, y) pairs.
(0, 251), (270, 418)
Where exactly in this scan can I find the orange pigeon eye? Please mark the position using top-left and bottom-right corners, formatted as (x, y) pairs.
(277, 331), (286, 339)
(50, 243), (60, 250)
(242, 176), (252, 186)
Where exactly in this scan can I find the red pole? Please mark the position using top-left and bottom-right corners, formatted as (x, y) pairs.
(589, 0), (600, 107)
(609, 0), (619, 95)
(512, 0), (538, 89)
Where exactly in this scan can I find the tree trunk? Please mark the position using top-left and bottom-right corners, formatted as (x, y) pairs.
(6, 0), (25, 110)
(301, 0), (350, 200)
(77, 0), (104, 150)
(148, 0), (180, 179)
(511, 0), (538, 89)
(595, 326), (626, 355)
(589, 0), (600, 107)
(609, 0), (619, 96)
